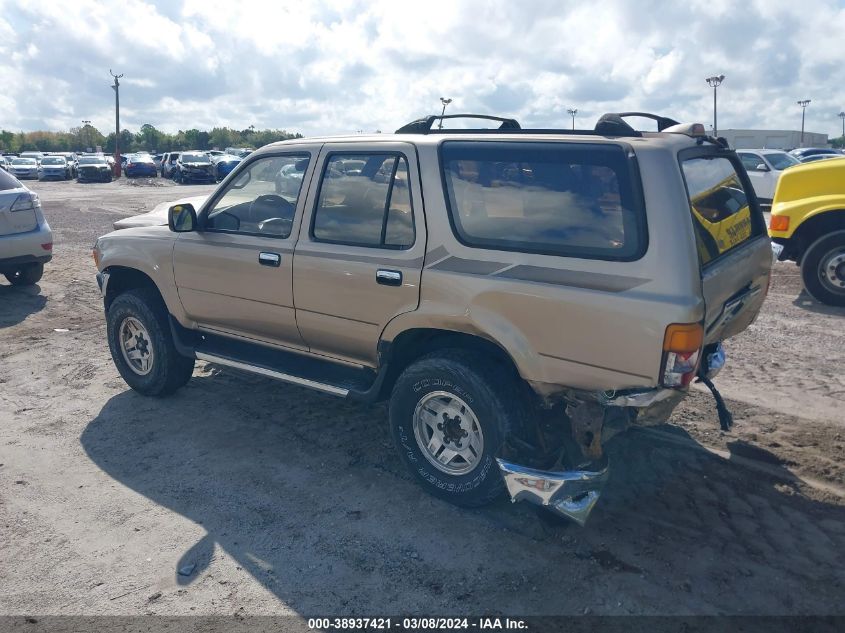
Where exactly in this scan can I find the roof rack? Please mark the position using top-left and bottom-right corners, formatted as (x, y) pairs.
(394, 111), (682, 138)
(395, 114), (521, 134)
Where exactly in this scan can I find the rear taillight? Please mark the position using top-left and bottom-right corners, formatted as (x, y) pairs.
(10, 192), (41, 212)
(41, 243), (52, 251)
(661, 323), (704, 387)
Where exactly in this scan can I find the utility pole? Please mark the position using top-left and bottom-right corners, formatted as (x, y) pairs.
(81, 120), (91, 152)
(567, 108), (578, 130)
(110, 69), (123, 177)
(839, 111), (844, 142)
(705, 75), (725, 136)
(797, 100), (811, 147)
(438, 97), (452, 129)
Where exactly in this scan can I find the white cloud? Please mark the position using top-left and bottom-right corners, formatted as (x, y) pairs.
(0, 0), (843, 138)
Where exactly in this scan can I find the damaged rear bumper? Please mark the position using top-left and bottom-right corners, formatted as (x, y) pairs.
(496, 459), (609, 526)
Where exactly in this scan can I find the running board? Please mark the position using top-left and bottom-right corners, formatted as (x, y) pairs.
(196, 352), (350, 397)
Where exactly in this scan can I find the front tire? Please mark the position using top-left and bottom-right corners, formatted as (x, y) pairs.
(106, 288), (194, 396)
(5, 263), (44, 286)
(801, 231), (845, 307)
(389, 349), (526, 508)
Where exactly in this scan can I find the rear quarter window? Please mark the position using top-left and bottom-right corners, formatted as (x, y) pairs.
(440, 141), (646, 260)
(681, 155), (764, 266)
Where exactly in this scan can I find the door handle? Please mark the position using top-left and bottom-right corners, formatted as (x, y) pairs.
(376, 269), (402, 286)
(259, 252), (281, 267)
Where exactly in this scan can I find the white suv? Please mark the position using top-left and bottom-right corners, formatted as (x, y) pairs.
(0, 170), (52, 285)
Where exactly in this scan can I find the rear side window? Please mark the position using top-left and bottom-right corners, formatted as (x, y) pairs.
(440, 141), (645, 260)
(0, 169), (22, 191)
(681, 156), (763, 266)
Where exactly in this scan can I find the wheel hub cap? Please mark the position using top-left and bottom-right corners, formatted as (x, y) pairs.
(820, 249), (845, 291)
(413, 391), (484, 475)
(119, 316), (154, 376)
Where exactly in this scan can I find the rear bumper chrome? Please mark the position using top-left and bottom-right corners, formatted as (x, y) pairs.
(496, 459), (609, 526)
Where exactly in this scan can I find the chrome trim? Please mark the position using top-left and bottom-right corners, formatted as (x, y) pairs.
(258, 251), (281, 266)
(195, 352), (349, 397)
(376, 269), (402, 284)
(96, 271), (110, 299)
(601, 387), (677, 408)
(496, 459), (609, 526)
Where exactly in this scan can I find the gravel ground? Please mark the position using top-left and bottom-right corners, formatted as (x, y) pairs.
(0, 178), (843, 617)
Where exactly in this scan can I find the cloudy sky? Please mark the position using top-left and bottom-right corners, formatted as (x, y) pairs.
(1, 0), (844, 137)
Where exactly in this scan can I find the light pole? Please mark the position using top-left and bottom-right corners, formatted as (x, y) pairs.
(81, 120), (91, 151)
(839, 111), (844, 142)
(110, 69), (124, 176)
(567, 108), (578, 130)
(705, 75), (725, 136)
(438, 97), (452, 129)
(797, 100), (811, 147)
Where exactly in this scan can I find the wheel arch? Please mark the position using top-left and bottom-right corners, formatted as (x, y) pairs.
(103, 266), (164, 312)
(789, 209), (845, 262)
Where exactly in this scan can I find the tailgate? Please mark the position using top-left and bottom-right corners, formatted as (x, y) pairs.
(680, 152), (772, 344)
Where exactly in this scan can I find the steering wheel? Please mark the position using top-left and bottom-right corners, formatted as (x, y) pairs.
(248, 194), (294, 223)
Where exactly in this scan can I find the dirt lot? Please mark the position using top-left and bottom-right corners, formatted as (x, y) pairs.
(1, 178), (843, 617)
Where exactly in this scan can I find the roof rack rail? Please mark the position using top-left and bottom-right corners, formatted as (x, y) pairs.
(395, 114), (521, 134)
(595, 112), (680, 137)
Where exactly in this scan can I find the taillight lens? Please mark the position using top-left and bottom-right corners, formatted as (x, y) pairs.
(10, 192), (41, 212)
(662, 323), (704, 387)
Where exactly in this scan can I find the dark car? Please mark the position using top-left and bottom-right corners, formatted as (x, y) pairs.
(175, 152), (214, 184)
(77, 155), (113, 183)
(789, 147), (841, 162)
(161, 152), (180, 179)
(211, 154), (242, 182)
(124, 154), (158, 178)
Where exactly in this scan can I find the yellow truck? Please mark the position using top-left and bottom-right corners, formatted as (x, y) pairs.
(769, 157), (845, 306)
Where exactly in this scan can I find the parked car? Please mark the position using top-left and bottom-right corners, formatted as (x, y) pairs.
(124, 154), (158, 178)
(38, 156), (72, 180)
(273, 160), (306, 195)
(77, 155), (113, 183)
(9, 157), (39, 180)
(92, 112), (771, 525)
(0, 169), (52, 285)
(211, 154), (242, 182)
(0, 156), (12, 172)
(798, 154), (844, 164)
(175, 152), (214, 183)
(19, 151), (44, 163)
(789, 147), (841, 162)
(770, 158), (845, 306)
(736, 149), (800, 205)
(50, 152), (78, 178)
(152, 154), (164, 172)
(160, 152), (180, 179)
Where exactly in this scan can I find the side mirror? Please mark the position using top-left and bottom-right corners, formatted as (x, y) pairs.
(755, 163), (770, 172)
(168, 203), (197, 232)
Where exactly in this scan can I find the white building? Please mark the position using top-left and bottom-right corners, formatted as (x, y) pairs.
(717, 129), (828, 150)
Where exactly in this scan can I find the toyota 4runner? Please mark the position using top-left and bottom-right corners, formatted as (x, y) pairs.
(93, 113), (772, 524)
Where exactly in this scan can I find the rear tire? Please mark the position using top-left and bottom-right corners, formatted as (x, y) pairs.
(5, 263), (44, 286)
(106, 288), (195, 396)
(801, 231), (845, 307)
(389, 349), (527, 508)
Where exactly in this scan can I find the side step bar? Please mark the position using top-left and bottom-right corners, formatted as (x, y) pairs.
(195, 352), (350, 397)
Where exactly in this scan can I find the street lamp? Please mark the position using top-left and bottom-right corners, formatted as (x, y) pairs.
(438, 97), (452, 129)
(567, 108), (578, 130)
(705, 75), (725, 136)
(82, 120), (91, 151)
(797, 100), (811, 147)
(839, 111), (845, 141)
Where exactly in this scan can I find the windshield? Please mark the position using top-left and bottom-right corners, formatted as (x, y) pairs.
(12, 158), (36, 165)
(181, 153), (207, 163)
(79, 157), (106, 165)
(767, 153), (799, 170)
(129, 155), (154, 163)
(42, 157), (66, 165)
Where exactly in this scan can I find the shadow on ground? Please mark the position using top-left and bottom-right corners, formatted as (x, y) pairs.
(0, 283), (47, 328)
(80, 372), (845, 615)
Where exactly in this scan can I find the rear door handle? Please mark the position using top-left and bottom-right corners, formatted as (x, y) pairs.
(259, 252), (281, 267)
(376, 269), (402, 286)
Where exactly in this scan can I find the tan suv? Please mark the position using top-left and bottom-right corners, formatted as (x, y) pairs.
(93, 113), (772, 524)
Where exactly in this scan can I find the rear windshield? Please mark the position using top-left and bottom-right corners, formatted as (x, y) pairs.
(0, 169), (22, 191)
(42, 157), (66, 165)
(681, 155), (763, 266)
(79, 157), (106, 165)
(181, 153), (206, 162)
(440, 141), (645, 260)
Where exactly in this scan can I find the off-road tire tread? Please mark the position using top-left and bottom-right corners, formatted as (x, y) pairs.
(389, 348), (530, 508)
(107, 288), (194, 396)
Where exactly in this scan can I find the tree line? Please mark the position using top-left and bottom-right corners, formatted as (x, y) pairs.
(0, 123), (302, 154)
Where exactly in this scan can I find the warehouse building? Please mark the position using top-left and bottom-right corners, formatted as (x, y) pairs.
(718, 129), (828, 150)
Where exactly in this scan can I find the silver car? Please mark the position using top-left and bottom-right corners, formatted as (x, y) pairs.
(9, 157), (39, 180)
(0, 169), (52, 285)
